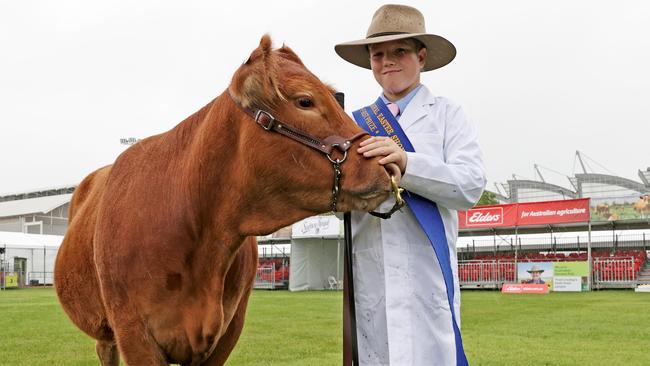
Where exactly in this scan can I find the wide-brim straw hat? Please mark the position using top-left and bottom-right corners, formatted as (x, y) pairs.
(527, 265), (545, 273)
(335, 4), (456, 72)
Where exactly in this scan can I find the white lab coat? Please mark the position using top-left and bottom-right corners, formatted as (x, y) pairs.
(352, 85), (486, 366)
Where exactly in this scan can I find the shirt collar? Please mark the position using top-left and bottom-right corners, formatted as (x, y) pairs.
(380, 84), (423, 119)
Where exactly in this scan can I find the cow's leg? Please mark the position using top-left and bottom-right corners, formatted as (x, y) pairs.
(199, 293), (251, 366)
(200, 239), (256, 366)
(108, 305), (168, 366)
(96, 339), (119, 366)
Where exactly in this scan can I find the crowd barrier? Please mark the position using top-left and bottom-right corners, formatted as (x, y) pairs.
(458, 260), (515, 288)
(254, 259), (289, 289)
(459, 250), (647, 290)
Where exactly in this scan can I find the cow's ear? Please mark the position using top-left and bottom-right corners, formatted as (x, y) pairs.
(230, 35), (284, 110)
(278, 44), (305, 67)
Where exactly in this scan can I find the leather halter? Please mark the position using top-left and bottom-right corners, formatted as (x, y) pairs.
(227, 89), (366, 212)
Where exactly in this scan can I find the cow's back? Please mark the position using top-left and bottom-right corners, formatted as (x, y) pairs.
(55, 165), (114, 341)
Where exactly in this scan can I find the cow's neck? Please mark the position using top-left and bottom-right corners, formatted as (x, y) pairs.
(185, 93), (320, 243)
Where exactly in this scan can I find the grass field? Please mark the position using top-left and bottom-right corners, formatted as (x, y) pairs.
(1, 288), (649, 365)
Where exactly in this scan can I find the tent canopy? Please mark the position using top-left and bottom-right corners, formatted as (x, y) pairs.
(0, 231), (63, 249)
(289, 215), (343, 291)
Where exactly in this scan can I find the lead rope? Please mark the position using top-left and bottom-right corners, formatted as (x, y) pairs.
(330, 160), (343, 212)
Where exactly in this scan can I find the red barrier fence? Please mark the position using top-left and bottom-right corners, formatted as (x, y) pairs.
(458, 260), (515, 286)
(459, 249), (647, 289)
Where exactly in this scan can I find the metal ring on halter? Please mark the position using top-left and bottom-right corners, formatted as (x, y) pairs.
(327, 143), (348, 164)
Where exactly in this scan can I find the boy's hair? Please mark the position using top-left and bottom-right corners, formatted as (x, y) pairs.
(366, 38), (427, 54)
(406, 38), (426, 52)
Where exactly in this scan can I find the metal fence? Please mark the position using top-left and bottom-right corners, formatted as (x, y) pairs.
(459, 253), (647, 290)
(27, 272), (54, 286)
(592, 257), (637, 289)
(458, 260), (515, 288)
(459, 232), (650, 258)
(254, 266), (289, 290)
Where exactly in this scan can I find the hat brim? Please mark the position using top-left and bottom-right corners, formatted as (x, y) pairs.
(527, 270), (545, 273)
(335, 33), (456, 72)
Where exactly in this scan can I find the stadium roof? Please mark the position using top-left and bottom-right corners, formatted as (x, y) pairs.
(639, 168), (650, 186)
(0, 194), (73, 218)
(574, 173), (649, 194)
(0, 185), (76, 203)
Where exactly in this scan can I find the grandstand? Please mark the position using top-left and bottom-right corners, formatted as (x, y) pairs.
(460, 155), (649, 291)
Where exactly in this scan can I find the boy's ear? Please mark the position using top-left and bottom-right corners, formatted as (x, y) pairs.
(418, 47), (427, 69)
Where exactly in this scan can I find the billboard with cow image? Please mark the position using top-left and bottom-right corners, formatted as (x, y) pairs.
(590, 194), (650, 222)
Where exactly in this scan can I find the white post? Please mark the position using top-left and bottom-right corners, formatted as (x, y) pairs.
(336, 239), (341, 287)
(43, 246), (46, 286)
(587, 219), (593, 291)
(514, 227), (519, 284)
(1, 245), (5, 291)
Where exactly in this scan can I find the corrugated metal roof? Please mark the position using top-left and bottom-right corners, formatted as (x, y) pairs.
(0, 194), (73, 218)
(0, 231), (63, 249)
(0, 184), (77, 197)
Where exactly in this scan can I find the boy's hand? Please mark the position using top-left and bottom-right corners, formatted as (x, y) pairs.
(358, 136), (407, 174)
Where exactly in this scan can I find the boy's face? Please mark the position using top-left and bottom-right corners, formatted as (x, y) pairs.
(369, 39), (426, 101)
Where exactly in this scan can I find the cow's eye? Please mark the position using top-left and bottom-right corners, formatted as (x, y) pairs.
(297, 97), (313, 109)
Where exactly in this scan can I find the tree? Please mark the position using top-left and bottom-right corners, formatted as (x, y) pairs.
(476, 190), (498, 206)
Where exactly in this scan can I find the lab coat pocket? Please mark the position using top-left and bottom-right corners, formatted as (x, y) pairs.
(409, 240), (449, 312)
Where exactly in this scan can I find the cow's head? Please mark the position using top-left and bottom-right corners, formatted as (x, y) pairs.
(228, 35), (392, 230)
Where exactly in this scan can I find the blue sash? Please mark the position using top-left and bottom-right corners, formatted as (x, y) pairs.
(353, 98), (469, 366)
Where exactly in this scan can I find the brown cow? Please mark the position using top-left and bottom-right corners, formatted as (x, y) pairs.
(634, 194), (650, 218)
(55, 35), (392, 366)
(595, 203), (610, 218)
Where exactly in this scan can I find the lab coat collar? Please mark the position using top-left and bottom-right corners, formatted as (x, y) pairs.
(396, 85), (436, 131)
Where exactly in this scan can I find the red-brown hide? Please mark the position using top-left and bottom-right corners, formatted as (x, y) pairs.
(55, 35), (391, 366)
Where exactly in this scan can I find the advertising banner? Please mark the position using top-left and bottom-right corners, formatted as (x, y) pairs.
(514, 261), (589, 292)
(459, 198), (591, 229)
(553, 261), (589, 292)
(458, 204), (517, 229)
(4, 273), (18, 288)
(291, 215), (341, 239)
(501, 284), (548, 294)
(590, 194), (650, 222)
(517, 199), (590, 226)
(517, 262), (554, 290)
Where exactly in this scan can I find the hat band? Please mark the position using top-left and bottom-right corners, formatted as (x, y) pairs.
(367, 31), (409, 38)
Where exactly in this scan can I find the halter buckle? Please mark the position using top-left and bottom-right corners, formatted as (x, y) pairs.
(255, 110), (276, 131)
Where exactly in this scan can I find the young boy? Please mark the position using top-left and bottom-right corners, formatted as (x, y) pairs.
(335, 4), (486, 366)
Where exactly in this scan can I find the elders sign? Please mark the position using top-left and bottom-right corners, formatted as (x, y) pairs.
(459, 198), (590, 229)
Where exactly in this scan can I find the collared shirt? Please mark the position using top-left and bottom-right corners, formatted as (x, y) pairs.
(379, 84), (423, 120)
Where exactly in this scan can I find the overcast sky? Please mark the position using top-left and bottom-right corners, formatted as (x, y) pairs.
(1, 1), (649, 195)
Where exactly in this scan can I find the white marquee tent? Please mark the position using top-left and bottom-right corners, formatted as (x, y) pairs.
(0, 231), (63, 286)
(289, 215), (344, 291)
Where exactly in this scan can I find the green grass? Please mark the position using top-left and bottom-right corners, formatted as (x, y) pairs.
(1, 288), (649, 365)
